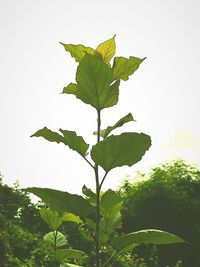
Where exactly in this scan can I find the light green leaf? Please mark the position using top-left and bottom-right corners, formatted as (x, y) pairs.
(55, 248), (86, 261)
(112, 56), (146, 81)
(60, 263), (83, 267)
(75, 53), (119, 110)
(62, 213), (83, 224)
(25, 188), (95, 220)
(40, 208), (62, 230)
(63, 83), (77, 94)
(60, 43), (95, 62)
(31, 127), (89, 157)
(96, 35), (116, 64)
(91, 132), (151, 172)
(100, 190), (122, 240)
(94, 113), (134, 138)
(112, 229), (186, 252)
(44, 231), (68, 248)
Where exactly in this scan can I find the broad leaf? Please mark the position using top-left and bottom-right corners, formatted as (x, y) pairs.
(40, 208), (62, 230)
(44, 231), (68, 248)
(91, 132), (151, 172)
(112, 56), (145, 81)
(100, 190), (122, 241)
(93, 113), (134, 138)
(62, 212), (82, 224)
(75, 53), (119, 110)
(60, 43), (95, 62)
(55, 248), (86, 261)
(25, 188), (95, 220)
(31, 127), (89, 157)
(112, 229), (186, 252)
(96, 35), (116, 64)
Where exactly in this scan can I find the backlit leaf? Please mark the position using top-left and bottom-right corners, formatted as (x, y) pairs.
(112, 56), (146, 81)
(91, 132), (151, 172)
(60, 43), (95, 62)
(62, 212), (83, 224)
(40, 208), (62, 230)
(75, 53), (119, 110)
(82, 185), (96, 205)
(112, 229), (186, 252)
(44, 231), (68, 248)
(96, 35), (116, 64)
(25, 188), (95, 220)
(31, 127), (89, 157)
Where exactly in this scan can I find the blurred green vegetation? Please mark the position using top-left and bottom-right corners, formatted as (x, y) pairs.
(0, 159), (199, 266)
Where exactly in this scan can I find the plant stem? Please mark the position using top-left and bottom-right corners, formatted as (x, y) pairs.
(95, 109), (101, 267)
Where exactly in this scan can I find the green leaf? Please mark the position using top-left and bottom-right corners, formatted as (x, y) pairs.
(25, 188), (95, 220)
(31, 127), (89, 157)
(75, 53), (119, 110)
(40, 208), (62, 230)
(91, 132), (151, 172)
(82, 185), (96, 205)
(63, 83), (77, 94)
(62, 212), (83, 224)
(60, 43), (95, 62)
(96, 35), (116, 64)
(93, 113), (134, 138)
(100, 190), (122, 240)
(112, 229), (186, 252)
(55, 248), (86, 261)
(60, 263), (83, 267)
(112, 56), (146, 81)
(44, 231), (68, 248)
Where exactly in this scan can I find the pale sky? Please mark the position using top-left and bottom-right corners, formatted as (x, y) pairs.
(0, 0), (200, 194)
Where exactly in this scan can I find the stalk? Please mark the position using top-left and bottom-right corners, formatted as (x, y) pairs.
(95, 109), (101, 267)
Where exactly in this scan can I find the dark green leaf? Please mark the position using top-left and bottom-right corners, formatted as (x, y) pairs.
(40, 208), (62, 230)
(96, 35), (116, 64)
(60, 43), (95, 62)
(25, 188), (95, 220)
(31, 127), (89, 157)
(91, 132), (151, 172)
(75, 53), (119, 110)
(112, 56), (146, 81)
(112, 229), (186, 252)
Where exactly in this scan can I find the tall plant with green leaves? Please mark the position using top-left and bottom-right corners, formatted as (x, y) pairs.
(25, 36), (186, 267)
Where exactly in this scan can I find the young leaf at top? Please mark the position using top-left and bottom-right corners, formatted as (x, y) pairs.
(25, 187), (95, 220)
(111, 229), (187, 252)
(91, 132), (151, 172)
(96, 35), (116, 64)
(112, 56), (146, 81)
(93, 113), (134, 139)
(31, 127), (89, 157)
(40, 208), (62, 230)
(60, 43), (95, 62)
(74, 53), (120, 110)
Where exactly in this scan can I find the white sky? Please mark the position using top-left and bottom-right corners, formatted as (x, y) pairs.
(0, 0), (200, 194)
